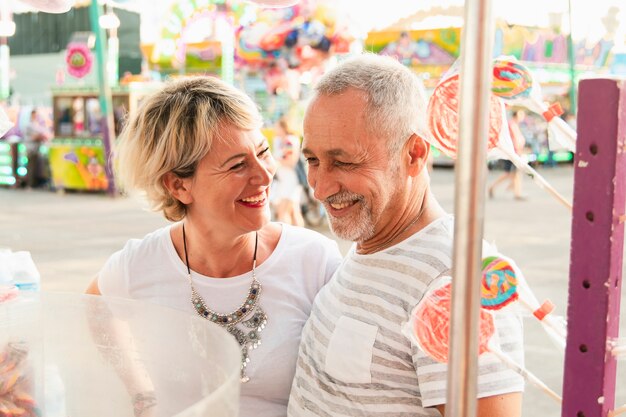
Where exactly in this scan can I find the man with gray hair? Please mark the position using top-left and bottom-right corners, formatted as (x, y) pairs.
(288, 54), (525, 416)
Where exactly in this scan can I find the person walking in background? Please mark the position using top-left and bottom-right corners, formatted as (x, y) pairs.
(488, 109), (528, 201)
(24, 108), (50, 188)
(271, 116), (305, 227)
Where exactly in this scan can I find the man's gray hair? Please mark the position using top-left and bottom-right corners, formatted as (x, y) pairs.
(312, 53), (429, 154)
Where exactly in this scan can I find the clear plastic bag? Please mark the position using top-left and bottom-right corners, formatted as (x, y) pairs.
(482, 252), (567, 351)
(403, 277), (495, 363)
(0, 292), (241, 417)
(492, 56), (576, 152)
(403, 273), (562, 403)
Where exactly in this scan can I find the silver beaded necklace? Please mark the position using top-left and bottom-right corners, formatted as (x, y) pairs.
(182, 224), (267, 383)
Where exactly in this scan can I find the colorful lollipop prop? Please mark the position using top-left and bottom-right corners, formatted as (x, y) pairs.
(426, 69), (572, 211)
(492, 57), (576, 153)
(492, 59), (533, 100)
(481, 255), (567, 350)
(426, 72), (503, 158)
(403, 277), (562, 403)
(404, 278), (494, 363)
(480, 256), (518, 310)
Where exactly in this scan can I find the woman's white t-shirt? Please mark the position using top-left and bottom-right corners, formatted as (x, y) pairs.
(98, 223), (342, 417)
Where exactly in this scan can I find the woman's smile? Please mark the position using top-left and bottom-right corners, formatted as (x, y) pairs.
(238, 190), (269, 208)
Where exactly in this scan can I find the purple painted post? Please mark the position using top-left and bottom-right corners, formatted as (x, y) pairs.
(562, 78), (626, 417)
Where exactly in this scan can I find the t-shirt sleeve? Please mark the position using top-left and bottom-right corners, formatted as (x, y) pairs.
(97, 244), (132, 298)
(412, 274), (525, 407)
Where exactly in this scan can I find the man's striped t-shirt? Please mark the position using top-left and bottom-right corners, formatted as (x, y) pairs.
(288, 215), (524, 416)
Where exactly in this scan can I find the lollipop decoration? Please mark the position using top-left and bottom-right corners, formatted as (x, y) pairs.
(492, 57), (576, 153)
(426, 68), (572, 211)
(412, 281), (495, 363)
(492, 59), (533, 100)
(481, 256), (567, 349)
(481, 256), (518, 310)
(404, 277), (562, 403)
(427, 73), (503, 158)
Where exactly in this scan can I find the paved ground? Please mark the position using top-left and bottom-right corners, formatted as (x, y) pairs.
(1, 165), (625, 416)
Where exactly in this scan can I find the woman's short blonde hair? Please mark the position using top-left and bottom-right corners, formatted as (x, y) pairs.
(115, 76), (262, 221)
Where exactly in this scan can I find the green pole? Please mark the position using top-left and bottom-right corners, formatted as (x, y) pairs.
(567, 0), (577, 115)
(0, 39), (9, 100)
(89, 0), (117, 195)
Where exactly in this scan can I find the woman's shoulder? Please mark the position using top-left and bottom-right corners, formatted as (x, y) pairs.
(119, 224), (173, 257)
(262, 224), (341, 287)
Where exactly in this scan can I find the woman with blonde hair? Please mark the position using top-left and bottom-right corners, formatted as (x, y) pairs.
(86, 76), (341, 417)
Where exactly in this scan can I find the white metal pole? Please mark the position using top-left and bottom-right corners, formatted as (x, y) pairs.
(446, 0), (494, 416)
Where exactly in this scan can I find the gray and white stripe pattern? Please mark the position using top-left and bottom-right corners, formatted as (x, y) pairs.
(288, 216), (524, 416)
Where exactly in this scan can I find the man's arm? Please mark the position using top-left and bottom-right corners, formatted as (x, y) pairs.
(434, 392), (522, 417)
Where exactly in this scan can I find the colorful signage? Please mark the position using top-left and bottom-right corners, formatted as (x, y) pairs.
(48, 139), (108, 191)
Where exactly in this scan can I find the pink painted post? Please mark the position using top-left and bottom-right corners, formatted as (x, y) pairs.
(562, 78), (626, 417)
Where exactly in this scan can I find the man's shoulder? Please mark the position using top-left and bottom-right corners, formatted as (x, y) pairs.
(411, 214), (454, 240)
(387, 215), (455, 257)
(339, 216), (453, 285)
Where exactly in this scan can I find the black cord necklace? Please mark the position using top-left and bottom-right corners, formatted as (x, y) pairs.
(182, 224), (266, 383)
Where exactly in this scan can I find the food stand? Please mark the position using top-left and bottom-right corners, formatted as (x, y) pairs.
(48, 84), (158, 191)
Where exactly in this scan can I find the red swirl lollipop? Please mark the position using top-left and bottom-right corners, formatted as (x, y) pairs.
(426, 74), (503, 158)
(411, 282), (495, 363)
(428, 64), (572, 211)
(405, 278), (563, 403)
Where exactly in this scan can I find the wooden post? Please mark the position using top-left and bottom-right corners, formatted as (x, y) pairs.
(562, 78), (626, 417)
